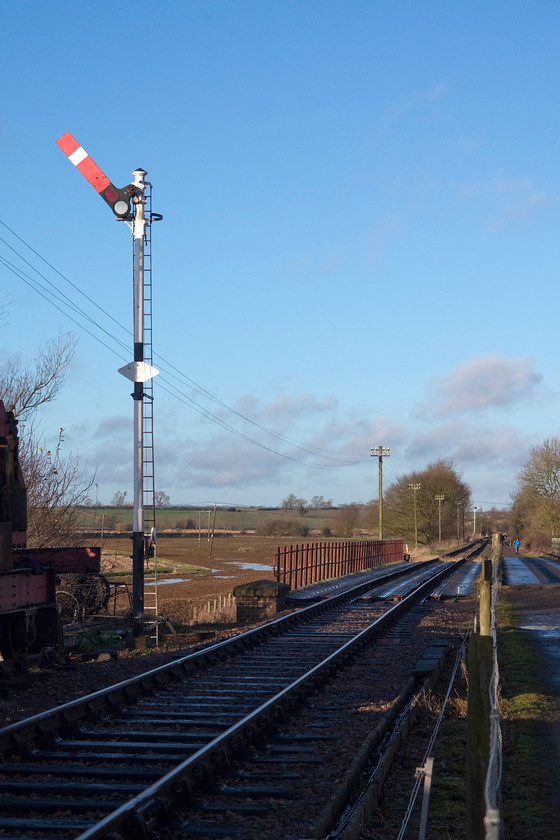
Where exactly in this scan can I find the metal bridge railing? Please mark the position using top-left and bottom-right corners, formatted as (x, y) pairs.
(274, 539), (404, 589)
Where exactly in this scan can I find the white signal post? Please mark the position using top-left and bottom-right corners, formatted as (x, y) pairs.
(133, 168), (148, 635)
(56, 134), (160, 637)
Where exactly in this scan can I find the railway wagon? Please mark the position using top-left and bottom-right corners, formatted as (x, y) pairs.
(0, 400), (100, 661)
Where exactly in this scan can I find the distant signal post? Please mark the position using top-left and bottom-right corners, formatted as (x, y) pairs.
(371, 445), (390, 540)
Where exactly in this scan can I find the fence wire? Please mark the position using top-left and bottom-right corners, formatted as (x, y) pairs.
(484, 550), (503, 839)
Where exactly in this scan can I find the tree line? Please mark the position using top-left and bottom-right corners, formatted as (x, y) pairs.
(3, 315), (530, 549)
(510, 437), (560, 551)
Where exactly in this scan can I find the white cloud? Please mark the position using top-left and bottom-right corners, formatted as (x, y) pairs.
(381, 79), (453, 128)
(457, 173), (557, 227)
(145, 393), (407, 503)
(95, 415), (129, 439)
(406, 419), (527, 468)
(420, 354), (542, 419)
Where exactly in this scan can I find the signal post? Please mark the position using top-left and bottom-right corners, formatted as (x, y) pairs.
(56, 134), (160, 637)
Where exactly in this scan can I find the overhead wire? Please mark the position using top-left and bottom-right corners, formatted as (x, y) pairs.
(0, 218), (369, 471)
(0, 254), (130, 363)
(152, 354), (366, 462)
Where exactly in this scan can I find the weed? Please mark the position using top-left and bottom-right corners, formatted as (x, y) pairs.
(498, 593), (560, 837)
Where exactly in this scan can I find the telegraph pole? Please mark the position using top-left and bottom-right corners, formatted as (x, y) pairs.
(371, 446), (390, 540)
(456, 501), (463, 543)
(409, 483), (421, 549)
(435, 494), (445, 544)
(473, 505), (480, 536)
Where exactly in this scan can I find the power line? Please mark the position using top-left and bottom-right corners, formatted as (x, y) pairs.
(0, 255), (130, 362)
(0, 218), (369, 471)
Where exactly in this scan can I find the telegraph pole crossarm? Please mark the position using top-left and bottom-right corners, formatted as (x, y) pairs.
(371, 445), (390, 540)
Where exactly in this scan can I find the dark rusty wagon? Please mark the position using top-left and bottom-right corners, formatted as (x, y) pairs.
(0, 400), (100, 661)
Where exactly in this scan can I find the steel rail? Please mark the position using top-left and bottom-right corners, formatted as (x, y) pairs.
(0, 560), (437, 752)
(72, 558), (463, 840)
(0, 558), (464, 840)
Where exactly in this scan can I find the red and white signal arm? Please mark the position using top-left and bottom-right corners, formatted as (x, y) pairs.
(56, 132), (136, 218)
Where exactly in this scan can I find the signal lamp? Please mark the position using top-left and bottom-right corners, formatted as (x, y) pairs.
(100, 183), (136, 218)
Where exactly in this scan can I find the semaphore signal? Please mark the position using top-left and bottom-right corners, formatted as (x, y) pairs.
(55, 132), (136, 218)
(56, 132), (162, 639)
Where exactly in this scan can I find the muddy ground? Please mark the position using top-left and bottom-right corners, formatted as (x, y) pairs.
(100, 534), (280, 625)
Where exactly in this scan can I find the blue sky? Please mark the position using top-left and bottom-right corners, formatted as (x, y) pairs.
(1, 1), (559, 510)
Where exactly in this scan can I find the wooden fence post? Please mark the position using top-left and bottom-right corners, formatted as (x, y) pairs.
(466, 555), (493, 839)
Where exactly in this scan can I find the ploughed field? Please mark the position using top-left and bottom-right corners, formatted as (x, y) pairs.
(101, 534), (280, 625)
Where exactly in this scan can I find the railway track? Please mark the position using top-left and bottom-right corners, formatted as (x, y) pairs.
(0, 557), (475, 840)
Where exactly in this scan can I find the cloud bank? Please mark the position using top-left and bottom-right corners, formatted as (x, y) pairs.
(421, 354), (542, 419)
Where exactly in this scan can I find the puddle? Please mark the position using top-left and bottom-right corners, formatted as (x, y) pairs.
(145, 578), (191, 586)
(223, 561), (273, 572)
(521, 625), (560, 638)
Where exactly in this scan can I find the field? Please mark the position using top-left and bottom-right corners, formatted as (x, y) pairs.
(95, 532), (421, 630)
(78, 506), (342, 535)
(100, 534), (293, 627)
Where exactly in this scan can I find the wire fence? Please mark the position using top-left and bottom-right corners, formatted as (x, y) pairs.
(484, 546), (503, 839)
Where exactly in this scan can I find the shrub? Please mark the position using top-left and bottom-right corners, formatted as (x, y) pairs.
(175, 518), (196, 529)
(256, 518), (309, 537)
(115, 521), (132, 533)
(522, 531), (551, 553)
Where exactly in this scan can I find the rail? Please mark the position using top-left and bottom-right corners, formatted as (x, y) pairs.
(274, 539), (404, 589)
(0, 559), (464, 840)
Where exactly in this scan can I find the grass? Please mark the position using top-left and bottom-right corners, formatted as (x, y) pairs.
(106, 562), (205, 579)
(75, 506), (341, 534)
(418, 672), (469, 838)
(498, 594), (560, 838)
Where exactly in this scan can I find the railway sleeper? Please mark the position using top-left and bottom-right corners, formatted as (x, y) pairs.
(0, 761), (169, 778)
(0, 815), (95, 832)
(28, 747), (193, 762)
(214, 782), (293, 798)
(0, 563), (468, 840)
(77, 726), (226, 739)
(47, 738), (212, 753)
(0, 794), (127, 812)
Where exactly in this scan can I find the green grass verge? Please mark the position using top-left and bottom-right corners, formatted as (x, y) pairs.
(498, 595), (560, 837)
(107, 562), (205, 579)
(424, 690), (468, 838)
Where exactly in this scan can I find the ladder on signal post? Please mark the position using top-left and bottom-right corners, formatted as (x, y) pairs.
(141, 184), (159, 645)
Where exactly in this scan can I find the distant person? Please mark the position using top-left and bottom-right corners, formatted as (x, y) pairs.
(514, 538), (520, 554)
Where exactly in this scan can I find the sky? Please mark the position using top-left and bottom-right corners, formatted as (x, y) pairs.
(1, 0), (559, 511)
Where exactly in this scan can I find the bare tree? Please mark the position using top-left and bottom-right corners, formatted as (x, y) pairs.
(0, 330), (95, 547)
(514, 438), (560, 535)
(383, 459), (471, 544)
(22, 427), (96, 548)
(0, 331), (76, 420)
(310, 495), (333, 510)
(155, 490), (171, 508)
(111, 491), (128, 507)
(281, 494), (308, 514)
(333, 504), (362, 538)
